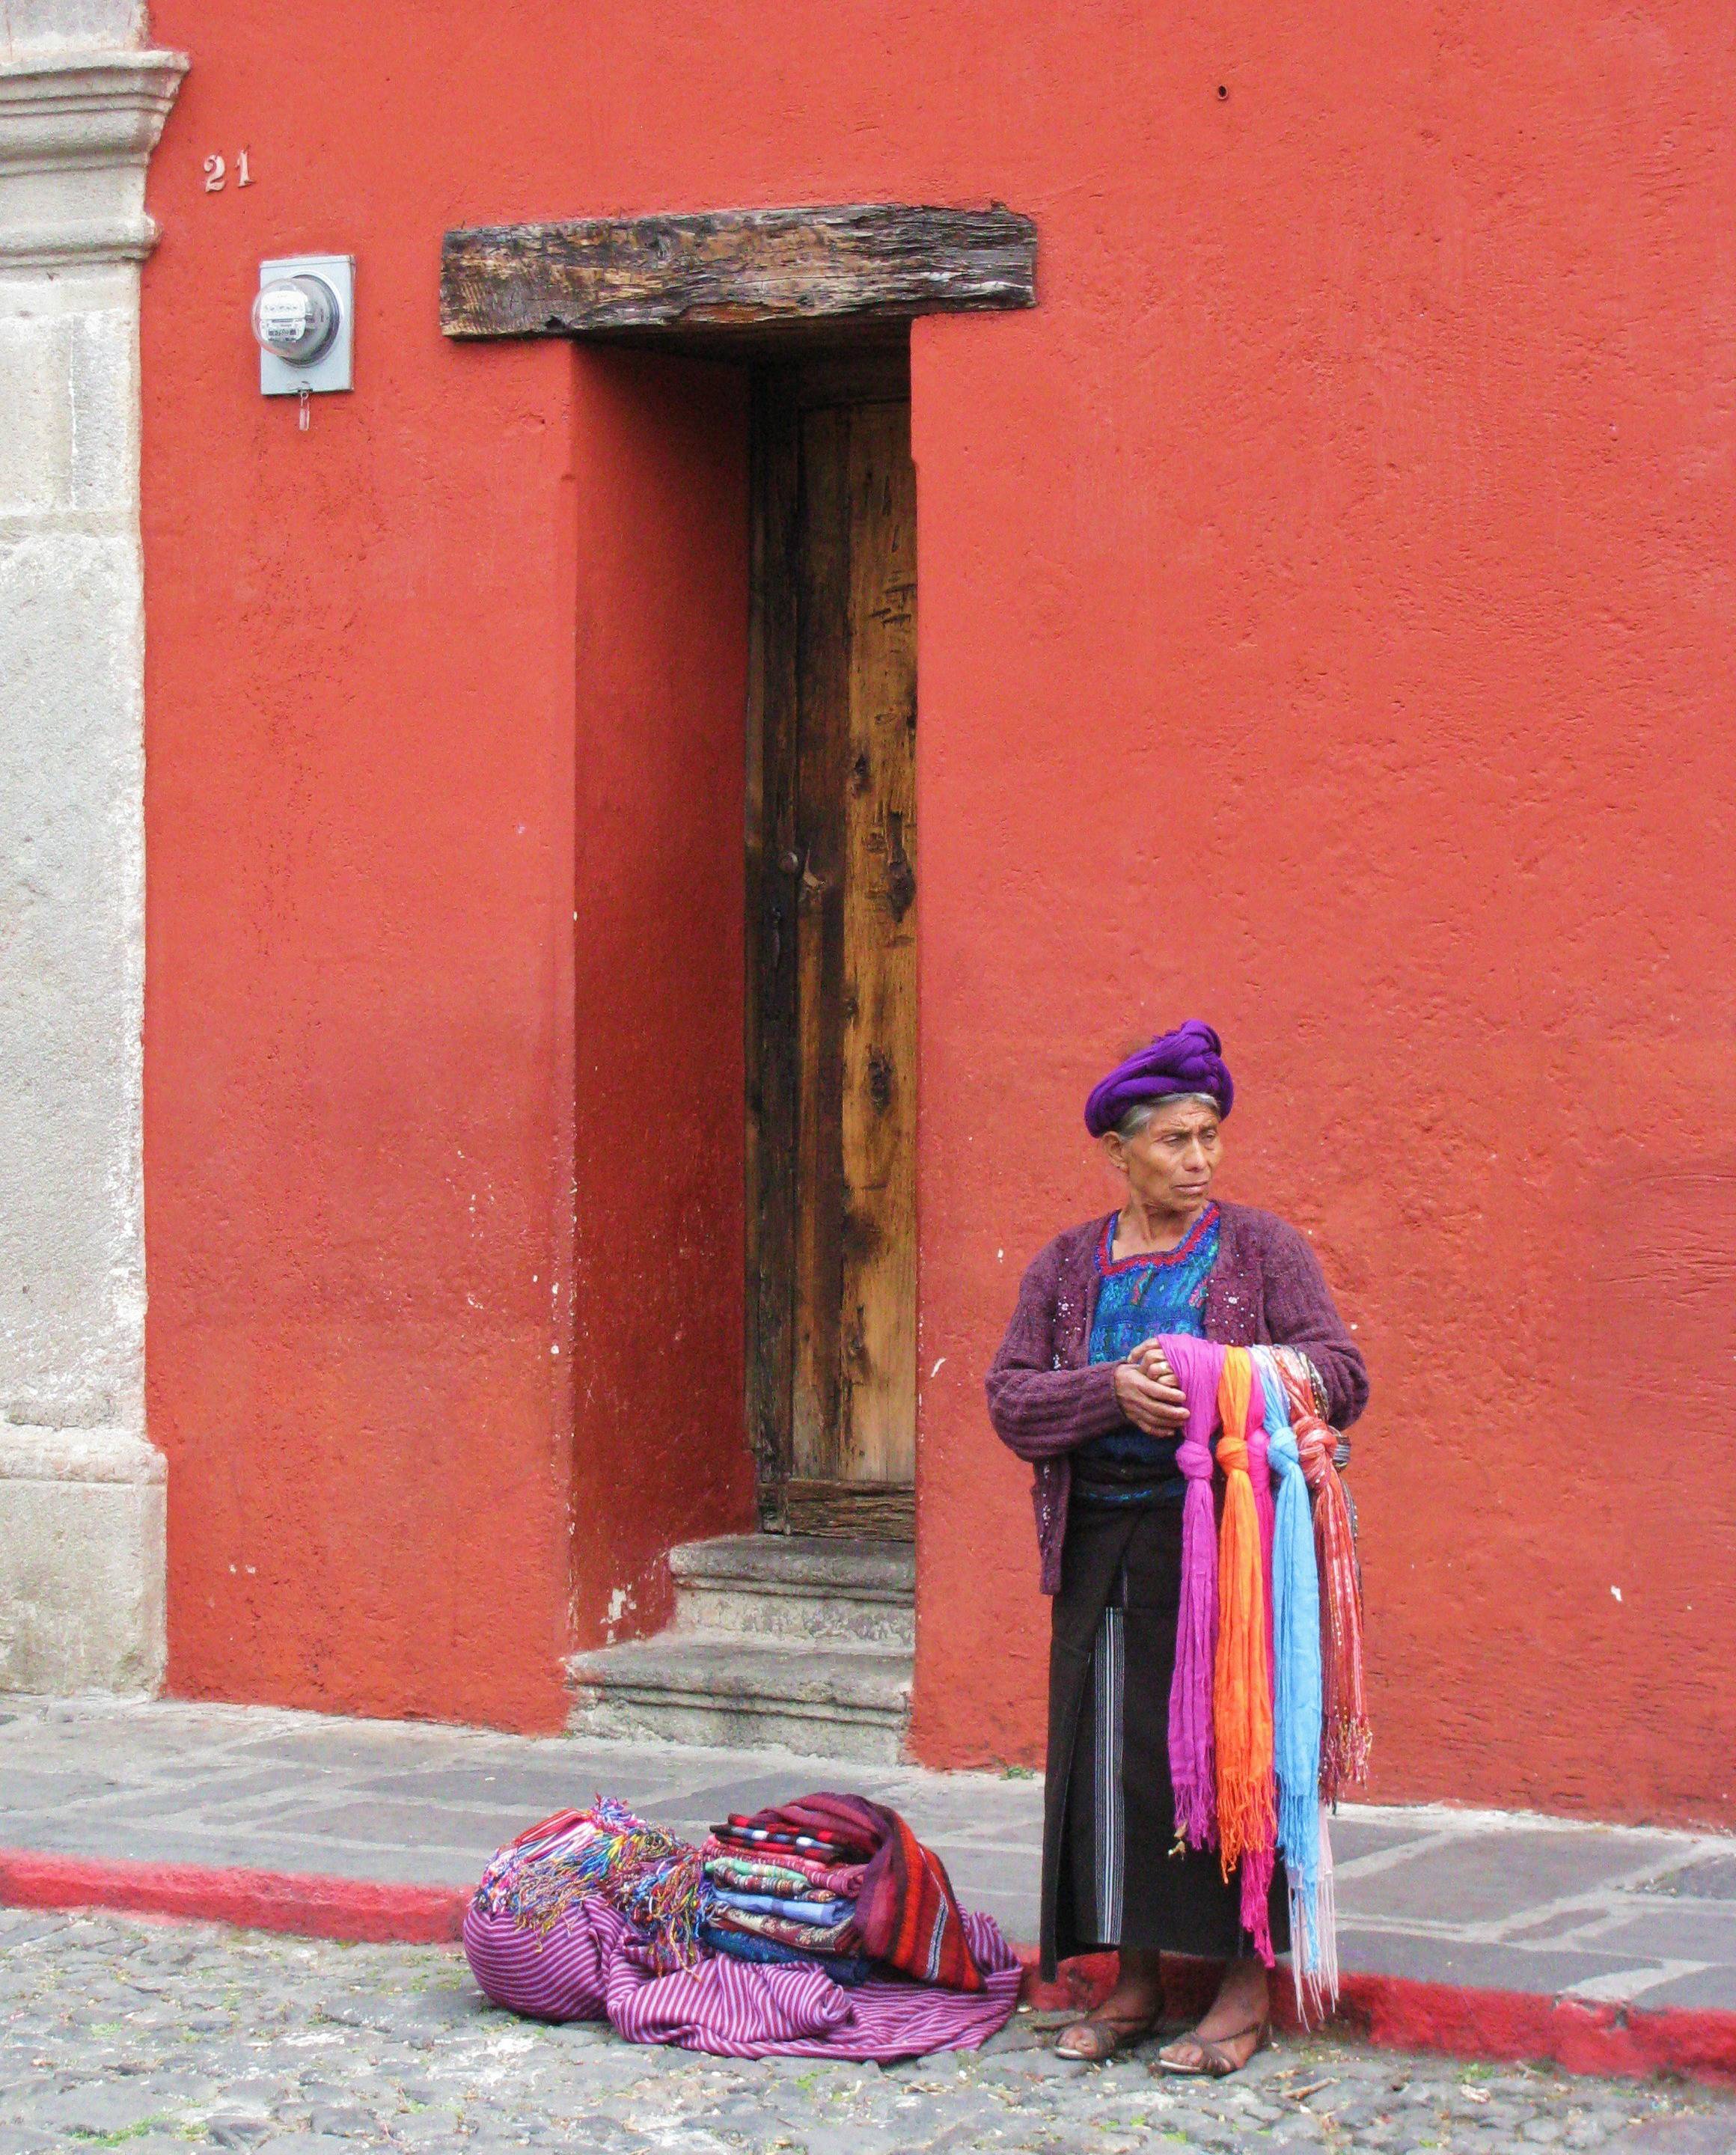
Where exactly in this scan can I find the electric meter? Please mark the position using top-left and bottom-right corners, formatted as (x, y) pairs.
(252, 275), (340, 364)
(254, 254), (354, 397)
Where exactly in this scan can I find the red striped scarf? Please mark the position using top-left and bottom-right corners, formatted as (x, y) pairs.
(1278, 1363), (1372, 1800)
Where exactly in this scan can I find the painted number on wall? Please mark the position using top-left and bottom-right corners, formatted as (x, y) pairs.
(203, 150), (254, 192)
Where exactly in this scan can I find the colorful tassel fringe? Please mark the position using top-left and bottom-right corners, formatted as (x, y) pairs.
(471, 1795), (709, 1972)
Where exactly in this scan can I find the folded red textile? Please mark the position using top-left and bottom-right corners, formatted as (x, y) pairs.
(728, 1794), (985, 1993)
(714, 1815), (867, 1859)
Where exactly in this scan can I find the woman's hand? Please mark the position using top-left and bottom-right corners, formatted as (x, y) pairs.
(1113, 1354), (1189, 1434)
(1131, 1339), (1174, 1387)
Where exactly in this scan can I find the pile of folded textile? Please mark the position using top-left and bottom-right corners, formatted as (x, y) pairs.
(707, 1793), (986, 1992)
(702, 1812), (872, 1984)
(464, 1789), (1016, 2061)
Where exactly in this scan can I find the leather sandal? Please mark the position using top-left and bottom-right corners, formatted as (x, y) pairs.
(1154, 2017), (1271, 2077)
(1054, 2009), (1160, 2062)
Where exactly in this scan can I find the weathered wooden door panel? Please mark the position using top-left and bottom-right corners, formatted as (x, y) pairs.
(747, 357), (917, 1535)
(831, 401), (917, 1486)
(790, 403), (855, 1483)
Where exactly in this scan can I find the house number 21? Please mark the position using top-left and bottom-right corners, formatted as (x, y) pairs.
(204, 150), (254, 192)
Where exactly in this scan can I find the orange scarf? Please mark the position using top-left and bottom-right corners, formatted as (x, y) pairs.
(1212, 1348), (1277, 1895)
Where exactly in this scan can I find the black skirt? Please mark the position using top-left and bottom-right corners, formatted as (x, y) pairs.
(1039, 1495), (1290, 1978)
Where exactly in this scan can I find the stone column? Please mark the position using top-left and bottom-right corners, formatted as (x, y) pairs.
(0, 17), (185, 1692)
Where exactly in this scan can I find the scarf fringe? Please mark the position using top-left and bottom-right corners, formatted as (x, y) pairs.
(1214, 1771), (1277, 1868)
(1288, 1869), (1309, 2022)
(1170, 1469), (1221, 1848)
(1307, 1802), (1342, 2020)
(1277, 1779), (1317, 1876)
(1238, 1841), (1277, 1968)
(471, 1795), (708, 1971)
(1327, 1711), (1375, 1797)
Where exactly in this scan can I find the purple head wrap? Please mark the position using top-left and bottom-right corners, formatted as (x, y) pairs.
(1083, 1020), (1233, 1137)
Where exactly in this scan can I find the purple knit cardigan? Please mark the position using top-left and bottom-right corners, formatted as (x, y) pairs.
(985, 1201), (1369, 1594)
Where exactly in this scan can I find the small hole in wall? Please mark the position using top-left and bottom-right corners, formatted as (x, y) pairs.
(1217, 84), (1229, 100)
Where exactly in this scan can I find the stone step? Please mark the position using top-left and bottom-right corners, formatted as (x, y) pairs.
(668, 1532), (914, 1648)
(566, 1630), (911, 1763)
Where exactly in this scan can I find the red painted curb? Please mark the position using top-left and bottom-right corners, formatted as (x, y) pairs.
(4, 1850), (1732, 2091)
(0, 1849), (468, 1945)
(1014, 1948), (1736, 2091)
(1325, 1969), (1736, 2091)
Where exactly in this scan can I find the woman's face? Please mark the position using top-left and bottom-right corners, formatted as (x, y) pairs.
(1101, 1098), (1223, 1215)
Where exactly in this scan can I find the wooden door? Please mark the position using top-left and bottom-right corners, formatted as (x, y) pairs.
(747, 353), (917, 1539)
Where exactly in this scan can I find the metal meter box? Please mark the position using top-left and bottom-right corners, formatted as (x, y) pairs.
(256, 254), (354, 397)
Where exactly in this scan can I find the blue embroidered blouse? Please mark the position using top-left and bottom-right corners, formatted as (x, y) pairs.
(1074, 1202), (1221, 1506)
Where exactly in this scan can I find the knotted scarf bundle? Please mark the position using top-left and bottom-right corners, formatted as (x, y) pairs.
(1155, 1334), (1227, 1849)
(470, 1797), (708, 1972)
(1211, 1348), (1277, 1966)
(1256, 1348), (1335, 2017)
(1278, 1363), (1372, 1800)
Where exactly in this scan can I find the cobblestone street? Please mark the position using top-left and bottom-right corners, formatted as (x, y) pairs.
(1, 1910), (1732, 2155)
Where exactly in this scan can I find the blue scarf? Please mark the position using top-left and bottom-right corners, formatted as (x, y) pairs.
(1255, 1348), (1329, 2014)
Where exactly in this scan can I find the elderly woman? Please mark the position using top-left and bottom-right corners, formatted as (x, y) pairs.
(985, 1021), (1367, 2074)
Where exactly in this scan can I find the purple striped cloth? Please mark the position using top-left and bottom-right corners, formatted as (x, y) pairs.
(462, 1898), (1020, 2061)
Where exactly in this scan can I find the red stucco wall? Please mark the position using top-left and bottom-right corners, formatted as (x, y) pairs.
(142, 3), (1734, 1820)
(566, 351), (757, 1649)
(144, 310), (584, 1728)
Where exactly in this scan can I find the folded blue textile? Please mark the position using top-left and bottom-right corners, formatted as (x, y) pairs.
(709, 1889), (857, 1927)
(699, 1923), (872, 1986)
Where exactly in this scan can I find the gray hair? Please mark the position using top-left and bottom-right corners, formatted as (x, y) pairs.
(1112, 1092), (1222, 1140)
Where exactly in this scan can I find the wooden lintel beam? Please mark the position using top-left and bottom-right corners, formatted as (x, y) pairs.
(439, 202), (1036, 341)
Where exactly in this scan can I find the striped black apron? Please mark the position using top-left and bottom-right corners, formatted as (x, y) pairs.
(1038, 1495), (1291, 1979)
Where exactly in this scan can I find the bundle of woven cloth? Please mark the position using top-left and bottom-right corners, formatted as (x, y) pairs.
(703, 1794), (985, 1991)
(1155, 1335), (1372, 2020)
(462, 1791), (1018, 2060)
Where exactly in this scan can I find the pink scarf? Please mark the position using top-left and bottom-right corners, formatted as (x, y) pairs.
(1156, 1334), (1227, 1850)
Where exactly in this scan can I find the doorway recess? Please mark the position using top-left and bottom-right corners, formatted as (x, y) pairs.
(442, 204), (1033, 1566)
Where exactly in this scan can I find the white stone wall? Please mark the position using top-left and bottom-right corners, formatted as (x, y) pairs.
(0, 15), (182, 1692)
(2, 4), (149, 57)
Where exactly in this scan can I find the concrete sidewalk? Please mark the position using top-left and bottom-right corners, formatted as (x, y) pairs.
(2, 1696), (1734, 2023)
